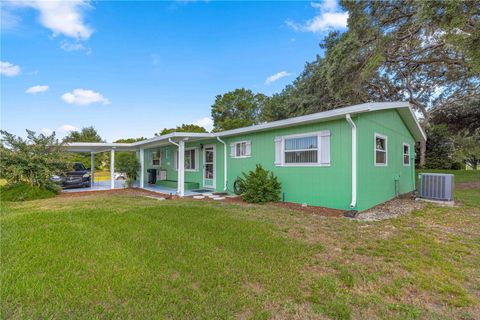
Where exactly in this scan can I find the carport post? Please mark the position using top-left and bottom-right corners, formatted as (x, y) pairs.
(90, 152), (95, 186)
(110, 148), (115, 189)
(178, 140), (185, 197)
(139, 148), (145, 188)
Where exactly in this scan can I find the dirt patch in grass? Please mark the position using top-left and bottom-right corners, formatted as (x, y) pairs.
(58, 187), (172, 199)
(356, 197), (425, 221)
(457, 182), (480, 189)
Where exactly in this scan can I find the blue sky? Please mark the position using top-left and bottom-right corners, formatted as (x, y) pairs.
(1, 0), (348, 142)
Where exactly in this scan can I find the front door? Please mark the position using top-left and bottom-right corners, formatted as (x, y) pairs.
(203, 145), (215, 189)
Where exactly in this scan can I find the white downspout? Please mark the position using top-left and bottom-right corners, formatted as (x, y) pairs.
(346, 114), (357, 208)
(216, 136), (227, 192)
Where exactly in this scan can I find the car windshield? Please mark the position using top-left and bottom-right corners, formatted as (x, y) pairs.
(71, 163), (86, 171)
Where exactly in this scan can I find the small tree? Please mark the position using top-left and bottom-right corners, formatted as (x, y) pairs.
(237, 164), (281, 204)
(115, 153), (140, 188)
(0, 130), (69, 191)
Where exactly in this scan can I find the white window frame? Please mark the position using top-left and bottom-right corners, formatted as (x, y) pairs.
(232, 141), (250, 158)
(403, 143), (411, 166)
(374, 133), (388, 166)
(152, 150), (161, 166)
(278, 131), (329, 167)
(175, 147), (198, 172)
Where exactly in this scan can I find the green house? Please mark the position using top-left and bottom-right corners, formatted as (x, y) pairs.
(66, 102), (426, 211)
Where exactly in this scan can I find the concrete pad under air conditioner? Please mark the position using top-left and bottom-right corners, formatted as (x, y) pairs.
(415, 198), (455, 207)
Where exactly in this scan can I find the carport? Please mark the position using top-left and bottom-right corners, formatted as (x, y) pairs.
(65, 142), (137, 190)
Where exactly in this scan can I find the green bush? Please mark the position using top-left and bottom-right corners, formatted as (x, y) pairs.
(450, 162), (465, 170)
(237, 164), (281, 204)
(115, 152), (140, 188)
(1, 183), (57, 202)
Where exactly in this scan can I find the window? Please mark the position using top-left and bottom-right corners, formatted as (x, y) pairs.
(375, 134), (387, 166)
(285, 135), (318, 164)
(152, 150), (161, 166)
(274, 131), (330, 166)
(175, 148), (197, 171)
(403, 143), (410, 166)
(231, 141), (251, 158)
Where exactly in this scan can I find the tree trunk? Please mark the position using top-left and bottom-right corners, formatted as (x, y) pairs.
(419, 140), (426, 168)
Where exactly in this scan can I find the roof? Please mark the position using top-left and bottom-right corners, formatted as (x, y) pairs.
(65, 102), (426, 152)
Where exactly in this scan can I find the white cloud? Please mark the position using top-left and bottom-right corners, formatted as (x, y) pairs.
(26, 85), (49, 94)
(61, 89), (110, 106)
(287, 0), (348, 33)
(0, 61), (21, 76)
(40, 128), (53, 135)
(60, 41), (92, 55)
(193, 117), (213, 132)
(265, 71), (291, 85)
(10, 0), (93, 40)
(58, 124), (79, 133)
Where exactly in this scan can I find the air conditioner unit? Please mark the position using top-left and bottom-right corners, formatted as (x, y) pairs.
(418, 173), (454, 201)
(157, 170), (167, 181)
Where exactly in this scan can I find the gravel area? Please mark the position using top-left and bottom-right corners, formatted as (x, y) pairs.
(356, 195), (425, 221)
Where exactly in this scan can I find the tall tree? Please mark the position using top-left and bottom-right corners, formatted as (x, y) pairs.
(155, 124), (207, 136)
(63, 126), (105, 143)
(211, 89), (268, 131)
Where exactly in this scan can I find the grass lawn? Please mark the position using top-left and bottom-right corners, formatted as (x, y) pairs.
(1, 181), (479, 318)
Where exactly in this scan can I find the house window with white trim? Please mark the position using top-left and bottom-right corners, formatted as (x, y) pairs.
(175, 148), (197, 171)
(403, 143), (410, 166)
(284, 135), (318, 164)
(375, 134), (387, 166)
(152, 150), (161, 166)
(231, 141), (251, 158)
(274, 131), (330, 166)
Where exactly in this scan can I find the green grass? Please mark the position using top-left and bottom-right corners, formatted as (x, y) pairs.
(1, 189), (479, 319)
(417, 169), (479, 183)
(0, 183), (57, 202)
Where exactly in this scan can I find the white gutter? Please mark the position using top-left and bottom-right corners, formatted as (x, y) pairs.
(216, 136), (228, 192)
(346, 114), (357, 208)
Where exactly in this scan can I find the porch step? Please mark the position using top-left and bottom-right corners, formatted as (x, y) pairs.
(193, 195), (206, 199)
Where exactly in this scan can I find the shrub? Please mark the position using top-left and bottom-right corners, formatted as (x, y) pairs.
(0, 130), (69, 191)
(237, 164), (281, 204)
(1, 183), (57, 202)
(115, 152), (140, 188)
(451, 162), (465, 170)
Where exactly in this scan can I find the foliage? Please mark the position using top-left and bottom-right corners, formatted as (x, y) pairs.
(115, 152), (140, 187)
(114, 137), (147, 143)
(211, 88), (268, 131)
(237, 164), (281, 204)
(63, 126), (106, 170)
(0, 183), (57, 201)
(63, 126), (105, 143)
(0, 130), (68, 191)
(430, 99), (480, 134)
(156, 124), (207, 136)
(424, 125), (455, 169)
(453, 132), (480, 170)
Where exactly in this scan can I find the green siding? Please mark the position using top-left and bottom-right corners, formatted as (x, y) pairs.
(356, 109), (416, 211)
(136, 109), (417, 211)
(223, 118), (352, 210)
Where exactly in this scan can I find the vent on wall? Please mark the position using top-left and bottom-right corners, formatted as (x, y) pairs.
(418, 173), (454, 201)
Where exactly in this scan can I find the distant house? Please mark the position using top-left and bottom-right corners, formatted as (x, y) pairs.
(66, 102), (426, 211)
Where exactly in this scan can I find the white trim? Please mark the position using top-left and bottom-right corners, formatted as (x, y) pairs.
(110, 149), (115, 189)
(346, 114), (357, 208)
(276, 131), (330, 167)
(203, 144), (216, 189)
(403, 142), (411, 166)
(231, 140), (251, 158)
(139, 148), (145, 188)
(374, 133), (388, 166)
(216, 137), (228, 192)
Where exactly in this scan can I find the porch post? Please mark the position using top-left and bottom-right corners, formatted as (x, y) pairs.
(90, 152), (95, 186)
(178, 140), (185, 197)
(110, 148), (115, 189)
(139, 148), (145, 188)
